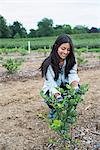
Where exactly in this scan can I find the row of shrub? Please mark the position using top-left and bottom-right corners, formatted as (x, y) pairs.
(0, 45), (100, 53)
(0, 33), (100, 52)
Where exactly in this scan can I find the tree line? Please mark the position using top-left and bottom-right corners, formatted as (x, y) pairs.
(0, 15), (100, 38)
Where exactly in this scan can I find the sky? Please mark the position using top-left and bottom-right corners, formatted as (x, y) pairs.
(0, 0), (100, 32)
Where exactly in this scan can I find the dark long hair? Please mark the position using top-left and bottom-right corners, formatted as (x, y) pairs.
(40, 34), (76, 81)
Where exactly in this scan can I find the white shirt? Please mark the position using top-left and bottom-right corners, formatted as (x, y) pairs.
(42, 59), (80, 95)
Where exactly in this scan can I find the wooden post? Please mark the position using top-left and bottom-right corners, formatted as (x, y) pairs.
(28, 41), (31, 53)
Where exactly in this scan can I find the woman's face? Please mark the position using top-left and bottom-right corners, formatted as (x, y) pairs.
(57, 43), (70, 60)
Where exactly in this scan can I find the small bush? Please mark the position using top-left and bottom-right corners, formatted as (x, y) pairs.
(40, 84), (88, 149)
(76, 50), (88, 66)
(2, 58), (22, 74)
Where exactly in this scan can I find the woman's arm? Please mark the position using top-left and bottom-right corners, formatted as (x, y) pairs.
(68, 64), (80, 89)
(45, 65), (61, 96)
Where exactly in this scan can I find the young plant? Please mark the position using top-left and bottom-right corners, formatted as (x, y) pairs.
(40, 84), (88, 149)
(76, 50), (88, 67)
(97, 55), (100, 65)
(2, 58), (23, 74)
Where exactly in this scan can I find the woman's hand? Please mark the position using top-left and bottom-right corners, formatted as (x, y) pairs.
(71, 81), (78, 88)
(54, 93), (63, 102)
(71, 81), (80, 92)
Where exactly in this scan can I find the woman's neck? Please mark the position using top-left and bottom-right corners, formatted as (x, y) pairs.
(59, 59), (64, 66)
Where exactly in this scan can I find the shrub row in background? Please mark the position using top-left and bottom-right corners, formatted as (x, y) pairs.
(0, 33), (100, 52)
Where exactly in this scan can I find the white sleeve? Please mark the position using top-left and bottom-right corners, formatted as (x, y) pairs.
(68, 64), (80, 84)
(46, 66), (61, 95)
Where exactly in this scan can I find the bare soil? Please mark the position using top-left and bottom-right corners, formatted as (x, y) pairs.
(0, 52), (100, 150)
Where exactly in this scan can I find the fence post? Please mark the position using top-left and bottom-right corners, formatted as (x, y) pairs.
(28, 41), (31, 53)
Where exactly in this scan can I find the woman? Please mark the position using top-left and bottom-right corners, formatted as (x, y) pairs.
(40, 34), (80, 117)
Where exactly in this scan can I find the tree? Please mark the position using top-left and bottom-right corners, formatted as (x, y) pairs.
(0, 15), (11, 38)
(10, 21), (27, 38)
(89, 27), (99, 33)
(62, 24), (72, 34)
(73, 25), (89, 34)
(28, 29), (37, 37)
(53, 25), (63, 35)
(53, 24), (72, 36)
(14, 32), (21, 38)
(37, 18), (54, 37)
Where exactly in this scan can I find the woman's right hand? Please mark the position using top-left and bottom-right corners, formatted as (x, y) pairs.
(55, 94), (63, 102)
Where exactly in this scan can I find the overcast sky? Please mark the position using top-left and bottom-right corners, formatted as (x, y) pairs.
(0, 0), (100, 32)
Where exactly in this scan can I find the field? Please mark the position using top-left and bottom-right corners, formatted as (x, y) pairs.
(0, 33), (100, 51)
(0, 51), (100, 149)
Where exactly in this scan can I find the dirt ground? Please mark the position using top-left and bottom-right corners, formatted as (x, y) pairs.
(0, 52), (100, 150)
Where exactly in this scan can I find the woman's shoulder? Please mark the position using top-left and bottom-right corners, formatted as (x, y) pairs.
(48, 65), (53, 71)
(70, 63), (78, 72)
(47, 65), (55, 75)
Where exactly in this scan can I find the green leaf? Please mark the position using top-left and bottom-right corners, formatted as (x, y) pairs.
(66, 84), (71, 90)
(53, 119), (62, 127)
(57, 103), (63, 108)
